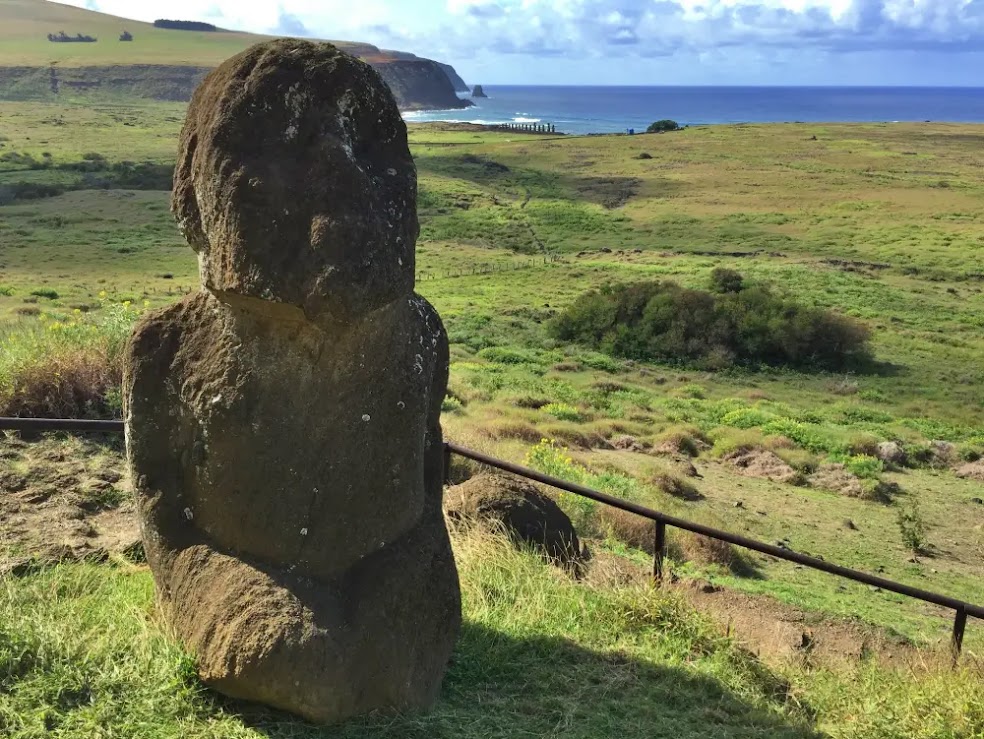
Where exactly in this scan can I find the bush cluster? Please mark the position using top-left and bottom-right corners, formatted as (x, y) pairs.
(646, 119), (681, 133)
(153, 19), (217, 31)
(549, 271), (872, 371)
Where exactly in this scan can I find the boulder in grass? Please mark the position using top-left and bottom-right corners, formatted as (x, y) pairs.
(445, 473), (583, 567)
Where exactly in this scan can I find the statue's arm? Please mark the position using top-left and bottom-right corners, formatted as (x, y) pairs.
(418, 296), (450, 504)
(123, 305), (192, 546)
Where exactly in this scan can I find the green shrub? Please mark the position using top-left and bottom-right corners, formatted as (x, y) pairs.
(759, 419), (846, 455)
(842, 454), (884, 480)
(550, 277), (871, 371)
(709, 267), (744, 294)
(29, 288), (59, 300)
(710, 427), (766, 457)
(897, 502), (927, 553)
(847, 432), (882, 456)
(442, 395), (464, 414)
(647, 119), (681, 133)
(477, 346), (540, 365)
(720, 407), (774, 429)
(542, 402), (585, 422)
(680, 384), (705, 399)
(0, 285), (13, 296)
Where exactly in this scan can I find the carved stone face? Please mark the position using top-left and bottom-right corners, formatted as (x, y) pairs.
(172, 40), (418, 322)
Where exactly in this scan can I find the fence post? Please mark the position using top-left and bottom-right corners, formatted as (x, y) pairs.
(653, 520), (667, 584)
(952, 605), (967, 665)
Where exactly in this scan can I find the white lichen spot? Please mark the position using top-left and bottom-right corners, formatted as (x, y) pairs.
(300, 528), (308, 536)
(210, 394), (222, 405)
(386, 168), (397, 176)
(183, 507), (194, 521)
(362, 414), (371, 422)
(397, 401), (406, 410)
(414, 354), (424, 374)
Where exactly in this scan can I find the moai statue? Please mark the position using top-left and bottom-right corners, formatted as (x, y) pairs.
(123, 40), (460, 725)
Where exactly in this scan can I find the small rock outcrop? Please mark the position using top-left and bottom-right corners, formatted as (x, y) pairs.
(472, 84), (488, 98)
(124, 40), (460, 725)
(876, 441), (906, 466)
(445, 473), (582, 566)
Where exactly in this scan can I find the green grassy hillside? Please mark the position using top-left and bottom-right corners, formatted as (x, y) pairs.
(0, 0), (264, 66)
(0, 0), (375, 66)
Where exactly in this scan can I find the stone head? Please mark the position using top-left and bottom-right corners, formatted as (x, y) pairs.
(172, 40), (418, 321)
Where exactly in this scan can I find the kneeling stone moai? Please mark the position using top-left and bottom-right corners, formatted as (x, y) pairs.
(123, 40), (461, 724)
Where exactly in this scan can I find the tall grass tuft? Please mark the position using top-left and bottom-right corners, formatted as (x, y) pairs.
(0, 301), (142, 418)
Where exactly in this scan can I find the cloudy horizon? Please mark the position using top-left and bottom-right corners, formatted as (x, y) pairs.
(63, 0), (984, 86)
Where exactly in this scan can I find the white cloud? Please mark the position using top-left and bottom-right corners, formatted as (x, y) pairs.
(61, 0), (984, 82)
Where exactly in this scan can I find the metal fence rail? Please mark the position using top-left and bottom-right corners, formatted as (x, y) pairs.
(445, 442), (983, 660)
(2, 416), (981, 659)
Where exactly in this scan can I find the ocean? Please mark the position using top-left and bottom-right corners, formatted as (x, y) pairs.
(403, 86), (984, 135)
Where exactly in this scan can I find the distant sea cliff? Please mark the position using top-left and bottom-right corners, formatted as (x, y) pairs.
(0, 48), (470, 111)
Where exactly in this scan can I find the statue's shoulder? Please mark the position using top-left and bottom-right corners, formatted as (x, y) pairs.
(401, 293), (446, 342)
(126, 292), (224, 388)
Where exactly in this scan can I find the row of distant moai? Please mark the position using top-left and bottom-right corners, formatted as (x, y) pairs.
(45, 30), (132, 42)
(493, 122), (557, 134)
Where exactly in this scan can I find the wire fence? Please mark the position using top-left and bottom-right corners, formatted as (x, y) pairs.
(2, 416), (981, 661)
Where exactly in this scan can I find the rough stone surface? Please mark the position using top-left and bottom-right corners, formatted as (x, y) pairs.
(171, 39), (418, 323)
(930, 440), (957, 466)
(445, 473), (582, 566)
(876, 441), (906, 466)
(125, 39), (460, 725)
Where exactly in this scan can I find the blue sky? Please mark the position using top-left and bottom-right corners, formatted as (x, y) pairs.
(68, 1), (984, 86)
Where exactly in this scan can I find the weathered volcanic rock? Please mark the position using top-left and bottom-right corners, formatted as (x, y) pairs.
(445, 473), (582, 567)
(125, 39), (460, 725)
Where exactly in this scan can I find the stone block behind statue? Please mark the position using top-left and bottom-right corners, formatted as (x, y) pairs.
(123, 39), (461, 725)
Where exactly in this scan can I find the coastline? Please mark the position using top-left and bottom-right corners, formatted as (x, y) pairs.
(402, 85), (984, 135)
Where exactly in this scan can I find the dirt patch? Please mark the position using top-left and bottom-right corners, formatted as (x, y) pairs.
(808, 463), (864, 497)
(955, 459), (984, 482)
(672, 579), (922, 667)
(649, 471), (702, 501)
(0, 433), (139, 575)
(582, 553), (922, 666)
(583, 550), (650, 588)
(612, 434), (647, 453)
(725, 449), (802, 485)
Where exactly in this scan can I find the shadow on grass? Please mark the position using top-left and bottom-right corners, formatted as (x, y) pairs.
(227, 621), (819, 739)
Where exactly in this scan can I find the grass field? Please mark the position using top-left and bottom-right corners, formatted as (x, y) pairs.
(2, 525), (980, 739)
(1, 99), (983, 736)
